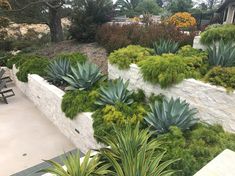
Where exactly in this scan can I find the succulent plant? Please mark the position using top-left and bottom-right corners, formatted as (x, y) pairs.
(153, 39), (179, 55)
(207, 40), (235, 67)
(40, 150), (111, 176)
(96, 78), (134, 106)
(145, 97), (198, 134)
(62, 62), (103, 90)
(99, 124), (177, 176)
(46, 58), (71, 86)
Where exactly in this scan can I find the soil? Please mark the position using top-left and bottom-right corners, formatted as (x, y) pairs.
(36, 40), (108, 74)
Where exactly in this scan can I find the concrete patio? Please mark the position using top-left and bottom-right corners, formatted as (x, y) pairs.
(0, 83), (75, 176)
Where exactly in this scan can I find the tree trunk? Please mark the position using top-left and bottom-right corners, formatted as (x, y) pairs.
(48, 7), (63, 43)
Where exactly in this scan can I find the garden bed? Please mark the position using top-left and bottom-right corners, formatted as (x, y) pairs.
(108, 62), (235, 133)
(8, 65), (101, 153)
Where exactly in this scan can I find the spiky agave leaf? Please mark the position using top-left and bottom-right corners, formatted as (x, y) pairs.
(153, 39), (179, 55)
(46, 58), (71, 86)
(62, 62), (103, 90)
(207, 40), (235, 67)
(99, 124), (177, 176)
(39, 150), (111, 176)
(145, 97), (198, 134)
(96, 78), (134, 106)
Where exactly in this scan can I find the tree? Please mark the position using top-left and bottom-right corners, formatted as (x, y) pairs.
(167, 0), (193, 13)
(0, 0), (11, 28)
(4, 0), (73, 43)
(136, 0), (162, 15)
(116, 0), (142, 17)
(69, 0), (113, 42)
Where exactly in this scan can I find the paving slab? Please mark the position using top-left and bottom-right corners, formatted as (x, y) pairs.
(0, 84), (75, 176)
(194, 149), (235, 176)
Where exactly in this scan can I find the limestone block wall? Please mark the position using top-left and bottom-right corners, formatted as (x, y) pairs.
(10, 66), (101, 153)
(193, 36), (207, 50)
(108, 63), (235, 133)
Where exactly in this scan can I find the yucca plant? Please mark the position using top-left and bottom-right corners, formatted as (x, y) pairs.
(63, 62), (103, 90)
(207, 40), (235, 67)
(40, 150), (111, 176)
(46, 58), (71, 86)
(145, 97), (198, 134)
(153, 39), (179, 55)
(99, 124), (177, 176)
(96, 78), (134, 106)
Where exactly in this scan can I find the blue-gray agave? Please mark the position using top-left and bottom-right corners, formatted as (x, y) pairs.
(46, 58), (71, 85)
(153, 39), (179, 55)
(207, 40), (235, 67)
(96, 78), (134, 106)
(62, 62), (103, 90)
(145, 97), (198, 134)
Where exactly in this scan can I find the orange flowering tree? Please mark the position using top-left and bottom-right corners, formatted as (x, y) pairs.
(168, 12), (196, 28)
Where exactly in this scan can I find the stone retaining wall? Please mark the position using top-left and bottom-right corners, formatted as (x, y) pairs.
(108, 63), (235, 133)
(9, 66), (101, 153)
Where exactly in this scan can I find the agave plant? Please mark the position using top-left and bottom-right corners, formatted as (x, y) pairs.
(63, 62), (103, 90)
(96, 78), (134, 106)
(145, 97), (198, 134)
(207, 40), (235, 67)
(46, 58), (71, 86)
(153, 39), (179, 55)
(40, 150), (111, 176)
(99, 124), (177, 176)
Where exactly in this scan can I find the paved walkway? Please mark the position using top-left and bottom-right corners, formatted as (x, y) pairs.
(0, 84), (75, 176)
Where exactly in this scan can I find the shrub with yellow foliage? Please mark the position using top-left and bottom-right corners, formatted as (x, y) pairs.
(168, 12), (196, 28)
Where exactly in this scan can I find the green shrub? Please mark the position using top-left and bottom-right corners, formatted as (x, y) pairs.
(0, 51), (11, 66)
(92, 102), (146, 142)
(108, 45), (152, 69)
(6, 54), (24, 69)
(138, 55), (186, 88)
(138, 54), (208, 88)
(96, 78), (134, 106)
(204, 66), (235, 90)
(62, 62), (103, 90)
(61, 89), (99, 119)
(153, 39), (179, 55)
(16, 57), (49, 82)
(200, 24), (235, 44)
(54, 52), (87, 66)
(157, 124), (235, 176)
(145, 97), (198, 134)
(207, 40), (235, 67)
(177, 45), (207, 58)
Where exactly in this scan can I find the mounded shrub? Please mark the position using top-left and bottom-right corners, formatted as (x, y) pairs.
(204, 66), (235, 90)
(138, 54), (206, 88)
(177, 45), (207, 58)
(158, 124), (235, 176)
(108, 45), (152, 69)
(167, 12), (197, 29)
(200, 24), (235, 44)
(0, 51), (11, 66)
(96, 23), (196, 53)
(92, 102), (146, 142)
(61, 89), (99, 119)
(16, 57), (49, 82)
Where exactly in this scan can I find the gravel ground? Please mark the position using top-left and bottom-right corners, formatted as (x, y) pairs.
(37, 40), (108, 74)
